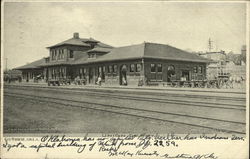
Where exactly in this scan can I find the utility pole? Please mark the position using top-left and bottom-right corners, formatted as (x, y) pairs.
(208, 38), (213, 52)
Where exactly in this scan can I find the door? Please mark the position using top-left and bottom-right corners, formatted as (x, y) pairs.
(89, 68), (94, 84)
(167, 65), (176, 82)
(46, 68), (49, 82)
(26, 73), (29, 82)
(120, 64), (127, 85)
(181, 70), (190, 81)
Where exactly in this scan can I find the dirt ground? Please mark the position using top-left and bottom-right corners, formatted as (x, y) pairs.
(3, 95), (220, 134)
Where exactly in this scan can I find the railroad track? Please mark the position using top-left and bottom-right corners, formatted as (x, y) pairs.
(5, 84), (246, 101)
(4, 92), (246, 134)
(4, 86), (246, 111)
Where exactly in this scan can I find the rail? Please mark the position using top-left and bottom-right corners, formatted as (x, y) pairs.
(4, 92), (246, 134)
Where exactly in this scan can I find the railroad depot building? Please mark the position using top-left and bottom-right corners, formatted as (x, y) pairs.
(16, 33), (211, 86)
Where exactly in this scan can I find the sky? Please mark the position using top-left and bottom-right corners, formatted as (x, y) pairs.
(2, 1), (247, 69)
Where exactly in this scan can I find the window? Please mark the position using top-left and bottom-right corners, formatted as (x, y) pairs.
(45, 58), (49, 63)
(136, 64), (141, 72)
(61, 68), (65, 77)
(198, 66), (202, 74)
(59, 68), (62, 77)
(151, 64), (156, 73)
(102, 66), (106, 73)
(90, 43), (95, 49)
(108, 65), (113, 73)
(168, 65), (175, 71)
(60, 51), (63, 59)
(52, 68), (55, 78)
(193, 66), (197, 73)
(157, 64), (162, 73)
(98, 66), (102, 75)
(55, 50), (58, 59)
(113, 65), (117, 73)
(130, 64), (135, 72)
(121, 64), (127, 72)
(69, 50), (74, 58)
(53, 51), (56, 60)
(88, 53), (96, 58)
(51, 51), (54, 60)
(167, 65), (175, 77)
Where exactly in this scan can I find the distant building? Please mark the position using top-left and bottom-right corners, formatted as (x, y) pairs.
(4, 69), (22, 82)
(241, 45), (246, 55)
(198, 42), (246, 80)
(198, 51), (226, 62)
(241, 45), (246, 64)
(4, 69), (22, 77)
(207, 61), (246, 80)
(225, 61), (246, 78)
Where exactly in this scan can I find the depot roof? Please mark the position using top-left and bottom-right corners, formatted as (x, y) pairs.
(74, 42), (212, 64)
(16, 42), (212, 70)
(15, 58), (46, 70)
(47, 37), (112, 49)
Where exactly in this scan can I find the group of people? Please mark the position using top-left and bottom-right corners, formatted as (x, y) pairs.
(74, 75), (102, 86)
(74, 76), (87, 85)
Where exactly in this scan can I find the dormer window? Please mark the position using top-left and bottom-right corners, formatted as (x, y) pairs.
(90, 43), (95, 49)
(88, 53), (96, 59)
(51, 50), (56, 60)
(45, 57), (50, 63)
(55, 50), (58, 60)
(85, 40), (99, 49)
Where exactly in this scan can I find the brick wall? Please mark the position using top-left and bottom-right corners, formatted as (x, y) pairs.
(74, 59), (143, 86)
(49, 45), (90, 62)
(144, 58), (207, 82)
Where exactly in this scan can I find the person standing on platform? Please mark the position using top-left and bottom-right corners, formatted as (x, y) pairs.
(97, 76), (102, 86)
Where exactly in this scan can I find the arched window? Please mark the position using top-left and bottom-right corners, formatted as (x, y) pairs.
(167, 65), (175, 74)
(130, 64), (135, 72)
(121, 64), (127, 72)
(113, 65), (117, 73)
(167, 65), (175, 82)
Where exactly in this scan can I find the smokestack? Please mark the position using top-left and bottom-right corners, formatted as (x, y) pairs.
(73, 32), (79, 39)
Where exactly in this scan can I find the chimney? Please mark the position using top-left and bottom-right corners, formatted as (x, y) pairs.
(73, 32), (79, 39)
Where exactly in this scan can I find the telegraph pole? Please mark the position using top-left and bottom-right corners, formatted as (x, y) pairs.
(5, 58), (8, 71)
